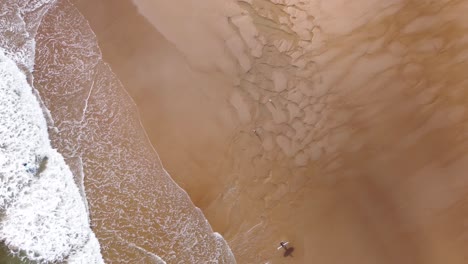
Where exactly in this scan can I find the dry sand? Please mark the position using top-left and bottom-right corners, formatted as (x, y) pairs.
(69, 0), (468, 263)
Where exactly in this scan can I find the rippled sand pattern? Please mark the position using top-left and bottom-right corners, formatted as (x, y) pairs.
(78, 0), (468, 263)
(216, 1), (468, 263)
(32, 0), (235, 263)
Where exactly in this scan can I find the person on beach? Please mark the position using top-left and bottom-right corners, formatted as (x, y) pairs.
(277, 241), (294, 257)
(277, 241), (289, 250)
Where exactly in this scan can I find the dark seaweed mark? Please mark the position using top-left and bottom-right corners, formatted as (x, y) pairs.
(36, 156), (48, 176)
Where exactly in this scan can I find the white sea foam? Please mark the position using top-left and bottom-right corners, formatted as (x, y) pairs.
(0, 49), (104, 263)
(0, 1), (58, 104)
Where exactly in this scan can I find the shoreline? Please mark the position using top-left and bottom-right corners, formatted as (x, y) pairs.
(32, 0), (236, 262)
(70, 0), (310, 262)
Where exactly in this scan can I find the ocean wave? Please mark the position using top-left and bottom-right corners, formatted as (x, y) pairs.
(31, 1), (237, 262)
(0, 48), (104, 262)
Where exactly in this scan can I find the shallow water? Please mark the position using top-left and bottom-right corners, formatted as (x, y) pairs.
(32, 0), (235, 263)
(0, 243), (23, 264)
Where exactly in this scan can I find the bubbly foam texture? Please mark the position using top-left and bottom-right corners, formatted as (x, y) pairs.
(0, 0), (55, 73)
(30, 0), (236, 262)
(0, 49), (104, 262)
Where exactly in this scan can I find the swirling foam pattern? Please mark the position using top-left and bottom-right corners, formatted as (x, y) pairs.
(0, 49), (103, 263)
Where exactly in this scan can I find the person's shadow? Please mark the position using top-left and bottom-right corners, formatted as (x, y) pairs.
(283, 246), (294, 257)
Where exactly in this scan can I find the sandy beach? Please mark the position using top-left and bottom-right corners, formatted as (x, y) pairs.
(43, 0), (468, 263)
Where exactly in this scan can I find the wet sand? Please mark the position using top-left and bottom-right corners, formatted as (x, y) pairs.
(70, 0), (238, 216)
(70, 0), (468, 263)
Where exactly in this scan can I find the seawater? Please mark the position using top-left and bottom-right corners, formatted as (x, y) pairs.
(0, 0), (103, 263)
(0, 48), (103, 262)
(0, 0), (236, 263)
